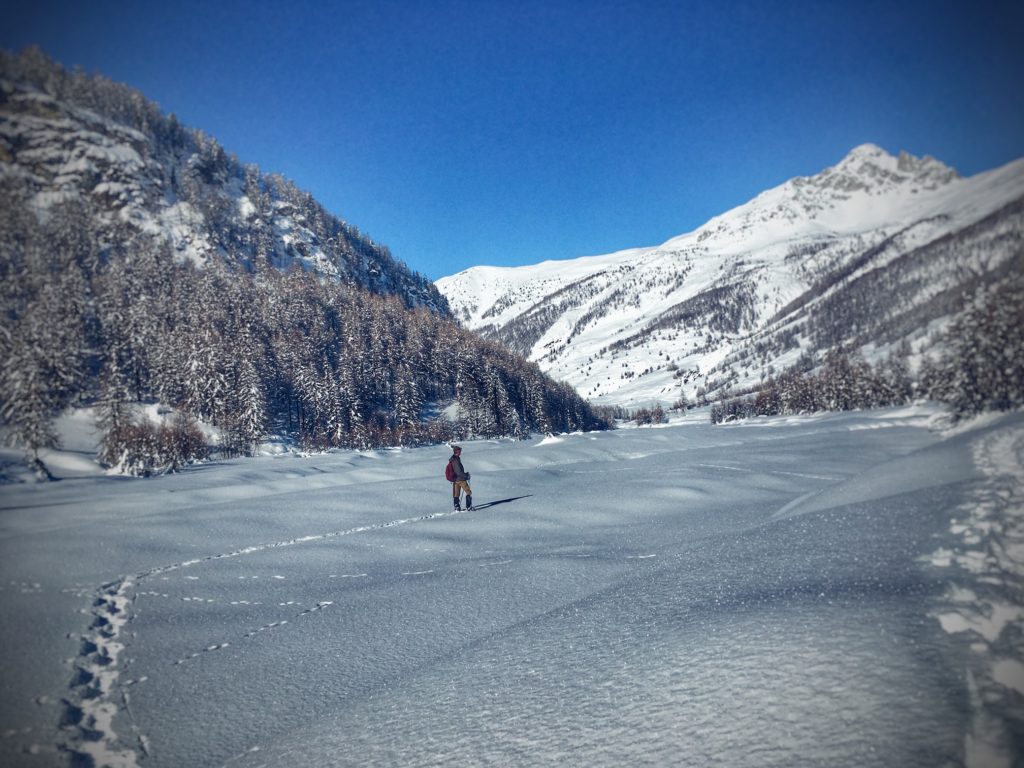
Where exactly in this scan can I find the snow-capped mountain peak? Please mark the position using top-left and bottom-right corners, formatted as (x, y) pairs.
(437, 146), (1023, 408)
(694, 145), (962, 248)
(810, 142), (959, 196)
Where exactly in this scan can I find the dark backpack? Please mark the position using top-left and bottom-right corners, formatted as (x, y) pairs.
(445, 459), (456, 482)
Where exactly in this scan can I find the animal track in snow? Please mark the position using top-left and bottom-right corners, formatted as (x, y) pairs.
(176, 601), (335, 661)
(61, 507), (467, 764)
(300, 601), (333, 615)
(6, 580), (42, 593)
(244, 620), (288, 638)
(134, 505), (484, 582)
(61, 585), (95, 598)
(174, 643), (232, 665)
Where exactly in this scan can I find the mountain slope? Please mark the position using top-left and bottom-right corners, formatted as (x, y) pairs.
(0, 46), (446, 312)
(0, 48), (606, 470)
(438, 145), (1024, 406)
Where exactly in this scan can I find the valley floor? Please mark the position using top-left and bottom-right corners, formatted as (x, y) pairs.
(0, 406), (1021, 767)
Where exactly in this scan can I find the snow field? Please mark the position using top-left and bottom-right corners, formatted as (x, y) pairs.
(927, 421), (1024, 766)
(0, 406), (1022, 766)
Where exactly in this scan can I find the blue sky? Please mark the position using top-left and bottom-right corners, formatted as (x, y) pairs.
(4, 0), (1023, 279)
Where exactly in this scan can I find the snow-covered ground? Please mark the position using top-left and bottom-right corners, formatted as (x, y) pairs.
(1, 406), (1022, 767)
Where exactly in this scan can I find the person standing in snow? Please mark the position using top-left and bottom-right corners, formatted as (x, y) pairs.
(448, 445), (473, 511)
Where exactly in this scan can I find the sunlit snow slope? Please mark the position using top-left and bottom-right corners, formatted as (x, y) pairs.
(437, 145), (1024, 407)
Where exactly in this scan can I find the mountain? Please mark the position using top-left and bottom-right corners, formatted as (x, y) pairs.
(0, 48), (605, 473)
(0, 47), (445, 312)
(437, 144), (1024, 407)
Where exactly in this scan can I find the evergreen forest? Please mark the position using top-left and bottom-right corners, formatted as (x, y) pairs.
(0, 49), (606, 476)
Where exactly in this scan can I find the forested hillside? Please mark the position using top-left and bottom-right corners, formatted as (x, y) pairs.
(0, 48), (605, 476)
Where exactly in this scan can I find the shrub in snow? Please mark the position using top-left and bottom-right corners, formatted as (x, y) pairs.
(634, 405), (667, 426)
(100, 413), (207, 476)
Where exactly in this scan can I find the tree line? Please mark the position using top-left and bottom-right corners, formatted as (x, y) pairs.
(0, 204), (606, 475)
(710, 275), (1024, 424)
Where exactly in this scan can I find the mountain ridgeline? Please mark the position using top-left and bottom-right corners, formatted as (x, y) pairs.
(438, 144), (1024, 418)
(0, 48), (606, 474)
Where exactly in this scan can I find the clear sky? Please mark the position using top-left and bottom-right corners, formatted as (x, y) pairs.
(4, 0), (1023, 279)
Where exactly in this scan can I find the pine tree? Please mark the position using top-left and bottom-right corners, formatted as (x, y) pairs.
(0, 326), (59, 471)
(939, 276), (1024, 418)
(877, 342), (914, 406)
(227, 352), (267, 455)
(96, 360), (134, 468)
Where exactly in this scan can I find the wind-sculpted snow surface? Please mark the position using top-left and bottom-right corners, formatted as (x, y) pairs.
(0, 407), (1022, 766)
